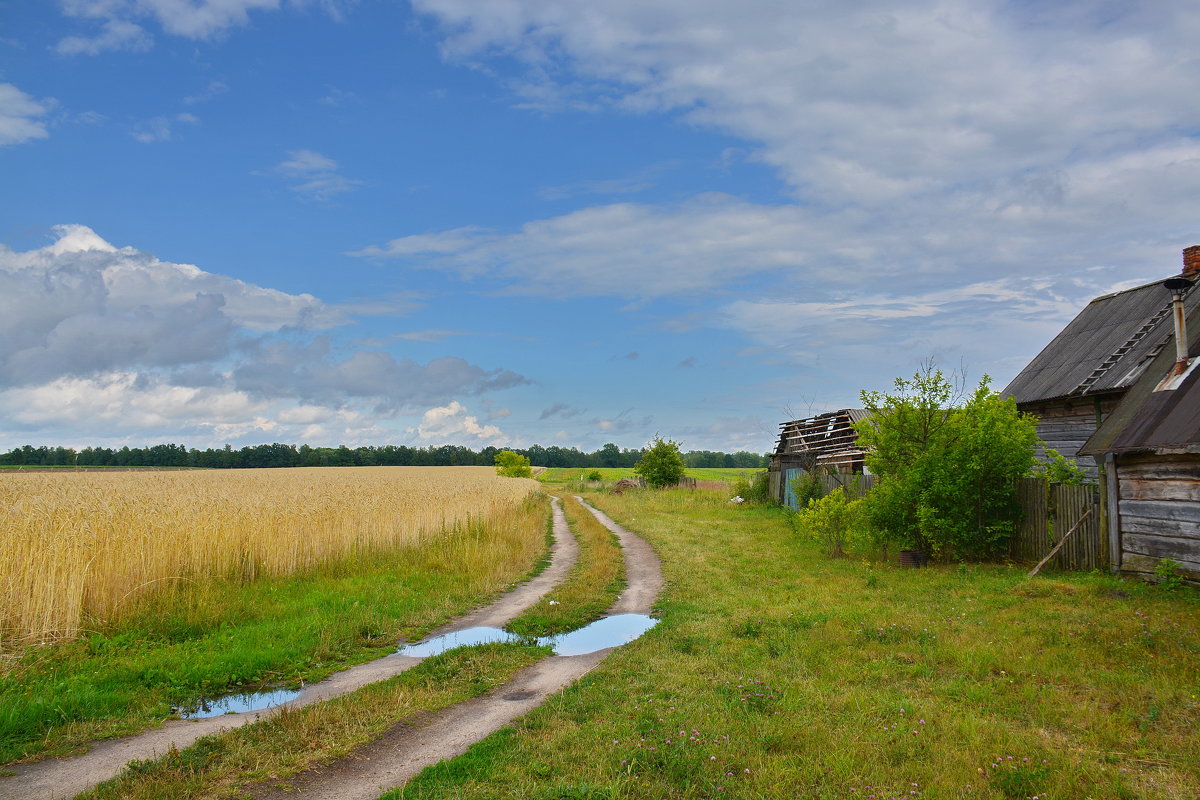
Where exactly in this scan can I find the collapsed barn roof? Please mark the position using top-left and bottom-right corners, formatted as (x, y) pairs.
(773, 409), (870, 472)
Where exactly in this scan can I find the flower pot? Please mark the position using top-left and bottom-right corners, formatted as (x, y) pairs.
(899, 549), (928, 568)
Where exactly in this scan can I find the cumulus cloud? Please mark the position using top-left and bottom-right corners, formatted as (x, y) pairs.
(0, 83), (51, 146)
(410, 401), (508, 445)
(0, 226), (529, 447)
(0, 225), (340, 387)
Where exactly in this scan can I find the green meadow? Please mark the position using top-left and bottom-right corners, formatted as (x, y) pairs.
(5, 480), (1198, 800)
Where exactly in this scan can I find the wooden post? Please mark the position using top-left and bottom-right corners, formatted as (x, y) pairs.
(1028, 508), (1093, 578)
(1105, 453), (1121, 574)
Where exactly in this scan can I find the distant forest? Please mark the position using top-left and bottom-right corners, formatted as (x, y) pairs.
(0, 442), (769, 470)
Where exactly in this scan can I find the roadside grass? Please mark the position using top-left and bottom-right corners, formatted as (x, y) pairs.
(391, 487), (1200, 800)
(505, 496), (626, 637)
(80, 643), (550, 800)
(0, 495), (550, 765)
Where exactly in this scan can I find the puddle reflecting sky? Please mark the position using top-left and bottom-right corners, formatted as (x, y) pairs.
(180, 614), (657, 719)
(176, 687), (301, 719)
(397, 614), (658, 658)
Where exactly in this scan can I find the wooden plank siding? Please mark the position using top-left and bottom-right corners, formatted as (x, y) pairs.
(1115, 453), (1200, 579)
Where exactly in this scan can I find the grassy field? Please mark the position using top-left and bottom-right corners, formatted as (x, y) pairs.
(1, 466), (538, 643)
(0, 485), (548, 765)
(395, 485), (1200, 800)
(537, 467), (760, 485)
(7, 478), (1198, 800)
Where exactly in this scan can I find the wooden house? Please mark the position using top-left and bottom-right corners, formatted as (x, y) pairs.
(1002, 247), (1200, 479)
(1079, 288), (1200, 582)
(768, 409), (870, 504)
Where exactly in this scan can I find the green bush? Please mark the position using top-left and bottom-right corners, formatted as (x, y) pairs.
(634, 436), (686, 488)
(856, 366), (1038, 559)
(494, 450), (532, 478)
(792, 488), (866, 557)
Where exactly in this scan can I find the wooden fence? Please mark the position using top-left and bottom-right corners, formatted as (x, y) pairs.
(1010, 478), (1104, 571)
(777, 470), (1105, 571)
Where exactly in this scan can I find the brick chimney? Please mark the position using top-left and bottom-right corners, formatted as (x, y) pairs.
(1184, 245), (1200, 278)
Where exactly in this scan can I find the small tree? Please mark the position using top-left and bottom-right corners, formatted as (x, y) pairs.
(635, 436), (686, 488)
(855, 365), (1038, 559)
(494, 449), (532, 478)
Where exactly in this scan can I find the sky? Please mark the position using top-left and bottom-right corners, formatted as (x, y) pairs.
(2, 0), (1199, 454)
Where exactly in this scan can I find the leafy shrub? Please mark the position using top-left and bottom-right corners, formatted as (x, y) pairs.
(634, 436), (686, 488)
(494, 450), (532, 478)
(793, 488), (866, 557)
(586, 470), (603, 482)
(855, 366), (1038, 559)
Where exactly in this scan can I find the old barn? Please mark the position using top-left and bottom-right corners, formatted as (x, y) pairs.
(768, 409), (870, 505)
(1003, 247), (1200, 480)
(1079, 280), (1200, 582)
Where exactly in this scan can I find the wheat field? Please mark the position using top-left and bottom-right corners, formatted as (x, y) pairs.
(0, 467), (539, 645)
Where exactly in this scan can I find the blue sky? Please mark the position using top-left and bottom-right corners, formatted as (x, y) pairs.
(2, 0), (1199, 454)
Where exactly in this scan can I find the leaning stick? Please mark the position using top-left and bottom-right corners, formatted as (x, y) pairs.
(1027, 508), (1093, 578)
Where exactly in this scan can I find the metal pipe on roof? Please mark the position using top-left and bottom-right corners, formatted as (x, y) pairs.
(1163, 276), (1194, 375)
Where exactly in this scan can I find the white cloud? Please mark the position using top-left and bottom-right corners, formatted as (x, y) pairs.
(56, 18), (151, 55)
(58, 0), (282, 45)
(0, 226), (530, 448)
(268, 148), (363, 201)
(398, 0), (1200, 320)
(131, 112), (198, 143)
(410, 401), (508, 445)
(0, 83), (51, 146)
(352, 195), (811, 298)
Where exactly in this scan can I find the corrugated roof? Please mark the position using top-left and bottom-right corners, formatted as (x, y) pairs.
(1080, 303), (1200, 455)
(1002, 277), (1200, 404)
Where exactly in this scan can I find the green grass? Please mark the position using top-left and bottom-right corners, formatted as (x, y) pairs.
(537, 467), (757, 485)
(389, 487), (1200, 800)
(0, 496), (551, 765)
(505, 495), (626, 637)
(80, 643), (550, 800)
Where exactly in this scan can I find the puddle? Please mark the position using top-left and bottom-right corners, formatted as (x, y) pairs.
(175, 687), (301, 719)
(181, 615), (658, 718)
(398, 626), (528, 657)
(542, 614), (659, 656)
(397, 614), (658, 658)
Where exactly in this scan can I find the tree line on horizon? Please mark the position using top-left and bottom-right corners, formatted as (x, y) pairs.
(0, 442), (768, 471)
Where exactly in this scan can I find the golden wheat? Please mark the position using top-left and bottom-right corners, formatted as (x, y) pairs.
(0, 467), (538, 644)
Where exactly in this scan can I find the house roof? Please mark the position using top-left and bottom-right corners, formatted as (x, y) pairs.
(1080, 302), (1200, 456)
(1002, 277), (1200, 405)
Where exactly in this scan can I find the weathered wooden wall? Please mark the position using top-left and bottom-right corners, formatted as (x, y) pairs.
(1115, 453), (1200, 579)
(1019, 395), (1121, 482)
